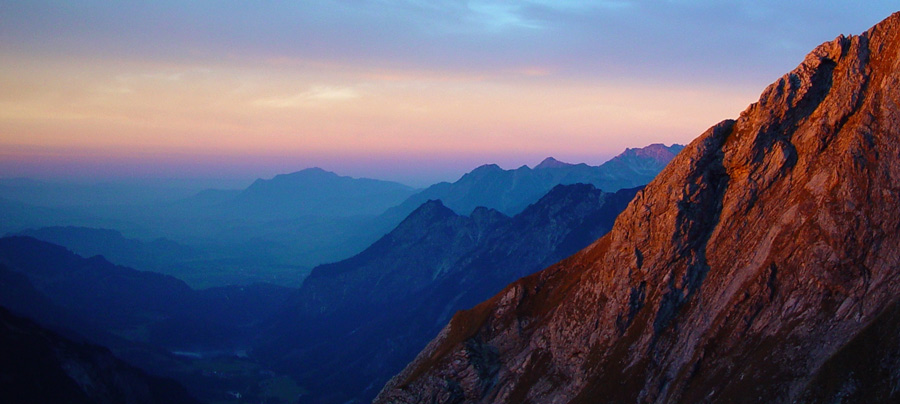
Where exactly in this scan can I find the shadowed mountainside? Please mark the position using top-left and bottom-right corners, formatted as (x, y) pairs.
(0, 306), (201, 404)
(13, 226), (198, 275)
(256, 184), (641, 403)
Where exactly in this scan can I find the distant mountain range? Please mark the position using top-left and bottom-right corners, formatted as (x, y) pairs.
(223, 167), (419, 219)
(384, 144), (683, 219)
(1, 144), (682, 286)
(13, 226), (197, 275)
(256, 183), (642, 403)
(0, 141), (676, 402)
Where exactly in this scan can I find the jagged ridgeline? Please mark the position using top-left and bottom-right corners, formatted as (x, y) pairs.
(378, 12), (900, 404)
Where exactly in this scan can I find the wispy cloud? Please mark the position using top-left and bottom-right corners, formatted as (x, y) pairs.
(253, 86), (361, 108)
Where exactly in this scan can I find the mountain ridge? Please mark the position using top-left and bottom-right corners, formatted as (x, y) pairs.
(230, 167), (418, 219)
(384, 144), (683, 219)
(255, 183), (641, 403)
(377, 11), (900, 404)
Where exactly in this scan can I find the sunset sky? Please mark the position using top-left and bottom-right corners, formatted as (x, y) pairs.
(1, 1), (896, 186)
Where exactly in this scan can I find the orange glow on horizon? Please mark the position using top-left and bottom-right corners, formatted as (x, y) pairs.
(1, 53), (761, 181)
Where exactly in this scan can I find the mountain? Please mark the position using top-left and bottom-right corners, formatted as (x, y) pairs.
(0, 236), (292, 350)
(0, 197), (142, 236)
(384, 144), (682, 220)
(0, 152), (676, 286)
(13, 226), (198, 275)
(256, 183), (641, 403)
(533, 157), (573, 169)
(377, 12), (900, 404)
(599, 143), (686, 179)
(0, 177), (237, 208)
(227, 167), (418, 219)
(0, 306), (200, 404)
(0, 236), (299, 401)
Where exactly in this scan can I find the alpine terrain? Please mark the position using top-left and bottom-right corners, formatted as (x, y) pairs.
(377, 12), (900, 404)
(257, 184), (641, 403)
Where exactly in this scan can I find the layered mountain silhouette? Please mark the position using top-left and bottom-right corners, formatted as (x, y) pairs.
(13, 226), (197, 276)
(184, 150), (680, 272)
(0, 236), (292, 351)
(377, 12), (900, 404)
(384, 144), (682, 220)
(0, 236), (296, 401)
(255, 183), (640, 403)
(0, 306), (200, 404)
(0, 147), (679, 286)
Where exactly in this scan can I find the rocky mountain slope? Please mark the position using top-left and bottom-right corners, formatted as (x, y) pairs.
(377, 12), (900, 404)
(256, 184), (641, 403)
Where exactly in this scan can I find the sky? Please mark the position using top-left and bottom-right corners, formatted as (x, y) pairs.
(0, 1), (897, 187)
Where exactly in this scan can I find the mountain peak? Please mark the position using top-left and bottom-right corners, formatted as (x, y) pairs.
(272, 167), (338, 181)
(377, 12), (900, 404)
(534, 157), (573, 169)
(469, 163), (502, 174)
(400, 199), (457, 224)
(611, 143), (684, 163)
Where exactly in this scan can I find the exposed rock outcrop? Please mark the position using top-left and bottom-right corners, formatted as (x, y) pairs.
(377, 12), (900, 404)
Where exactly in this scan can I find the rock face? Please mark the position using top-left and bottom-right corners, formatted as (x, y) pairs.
(377, 12), (900, 404)
(255, 184), (640, 403)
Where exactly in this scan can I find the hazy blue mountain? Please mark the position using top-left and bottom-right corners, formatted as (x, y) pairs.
(223, 167), (418, 219)
(0, 147), (678, 287)
(0, 177), (245, 208)
(256, 183), (642, 403)
(0, 237), (299, 402)
(384, 143), (682, 220)
(0, 237), (293, 351)
(13, 226), (198, 275)
(86, 168), (422, 280)
(599, 143), (685, 179)
(0, 197), (144, 237)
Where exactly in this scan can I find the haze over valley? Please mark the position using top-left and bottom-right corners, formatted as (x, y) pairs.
(3, 2), (900, 404)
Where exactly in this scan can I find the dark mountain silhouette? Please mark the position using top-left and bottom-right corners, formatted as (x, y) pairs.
(13, 226), (198, 275)
(0, 306), (200, 404)
(377, 13), (900, 404)
(0, 236), (292, 350)
(256, 183), (641, 403)
(0, 236), (299, 401)
(384, 144), (682, 221)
